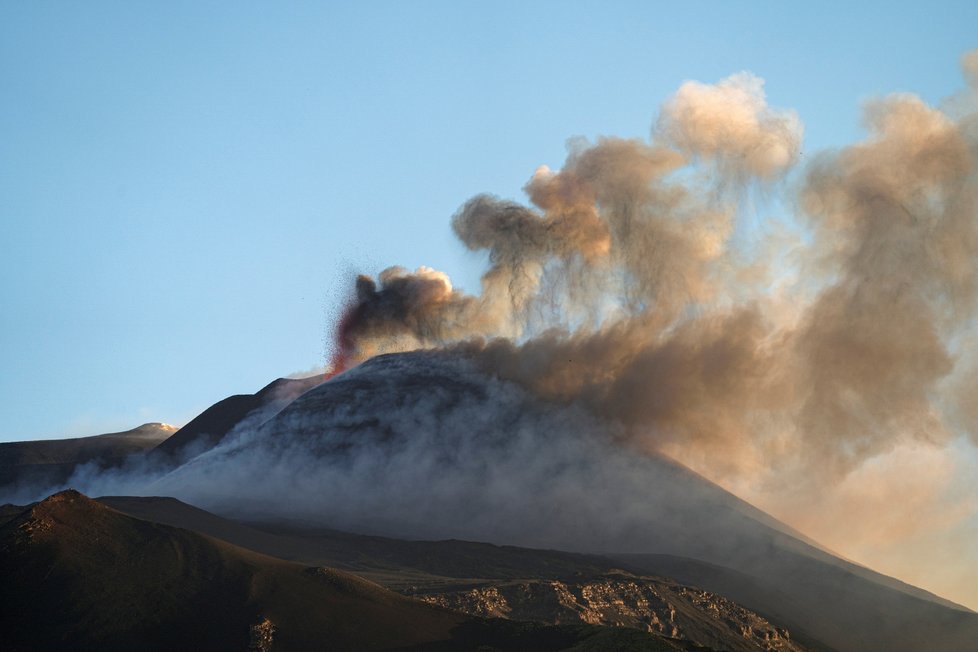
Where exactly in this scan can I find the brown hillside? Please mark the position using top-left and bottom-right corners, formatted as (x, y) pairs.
(0, 490), (689, 652)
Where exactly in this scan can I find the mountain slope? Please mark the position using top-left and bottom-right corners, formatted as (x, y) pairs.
(0, 423), (175, 493)
(99, 494), (803, 651)
(152, 375), (323, 461)
(141, 351), (978, 651)
(616, 552), (978, 652)
(0, 490), (688, 652)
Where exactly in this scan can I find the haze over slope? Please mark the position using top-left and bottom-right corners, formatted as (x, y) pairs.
(0, 423), (174, 492)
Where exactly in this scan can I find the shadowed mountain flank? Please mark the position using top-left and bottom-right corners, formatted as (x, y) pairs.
(100, 494), (803, 651)
(152, 375), (324, 461)
(1, 490), (692, 652)
(0, 423), (175, 491)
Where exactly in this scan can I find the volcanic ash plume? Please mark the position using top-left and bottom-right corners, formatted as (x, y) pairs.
(657, 71), (802, 181)
(794, 92), (977, 474)
(332, 59), (978, 490)
(329, 266), (485, 370)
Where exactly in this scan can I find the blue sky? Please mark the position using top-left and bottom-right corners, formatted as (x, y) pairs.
(2, 1), (977, 442)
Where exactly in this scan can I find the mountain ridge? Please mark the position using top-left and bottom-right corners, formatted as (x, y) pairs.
(2, 489), (690, 651)
(0, 423), (175, 494)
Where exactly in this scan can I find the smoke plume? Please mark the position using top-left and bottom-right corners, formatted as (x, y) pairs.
(323, 57), (978, 609)
(334, 59), (978, 486)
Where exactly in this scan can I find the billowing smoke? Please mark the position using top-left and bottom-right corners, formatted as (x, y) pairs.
(329, 266), (487, 370)
(319, 57), (978, 611)
(792, 93), (976, 474)
(657, 71), (802, 181)
(332, 59), (978, 487)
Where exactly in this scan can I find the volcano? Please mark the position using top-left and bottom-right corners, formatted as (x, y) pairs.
(33, 349), (975, 652)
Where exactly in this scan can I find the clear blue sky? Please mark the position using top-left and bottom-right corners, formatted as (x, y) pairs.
(2, 1), (976, 442)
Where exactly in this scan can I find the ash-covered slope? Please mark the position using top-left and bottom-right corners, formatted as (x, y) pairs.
(147, 350), (978, 652)
(162, 351), (804, 551)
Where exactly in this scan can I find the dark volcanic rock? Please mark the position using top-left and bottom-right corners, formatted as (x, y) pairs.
(418, 576), (805, 652)
(152, 375), (324, 461)
(1, 490), (687, 651)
